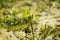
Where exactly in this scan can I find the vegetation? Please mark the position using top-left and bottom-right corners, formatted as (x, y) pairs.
(0, 0), (60, 40)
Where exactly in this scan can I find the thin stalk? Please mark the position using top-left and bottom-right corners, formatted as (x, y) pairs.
(30, 22), (34, 40)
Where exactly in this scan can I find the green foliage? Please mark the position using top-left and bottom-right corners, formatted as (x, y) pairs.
(0, 0), (60, 40)
(57, 0), (60, 3)
(22, 2), (32, 6)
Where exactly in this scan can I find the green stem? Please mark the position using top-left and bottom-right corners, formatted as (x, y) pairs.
(30, 22), (34, 40)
